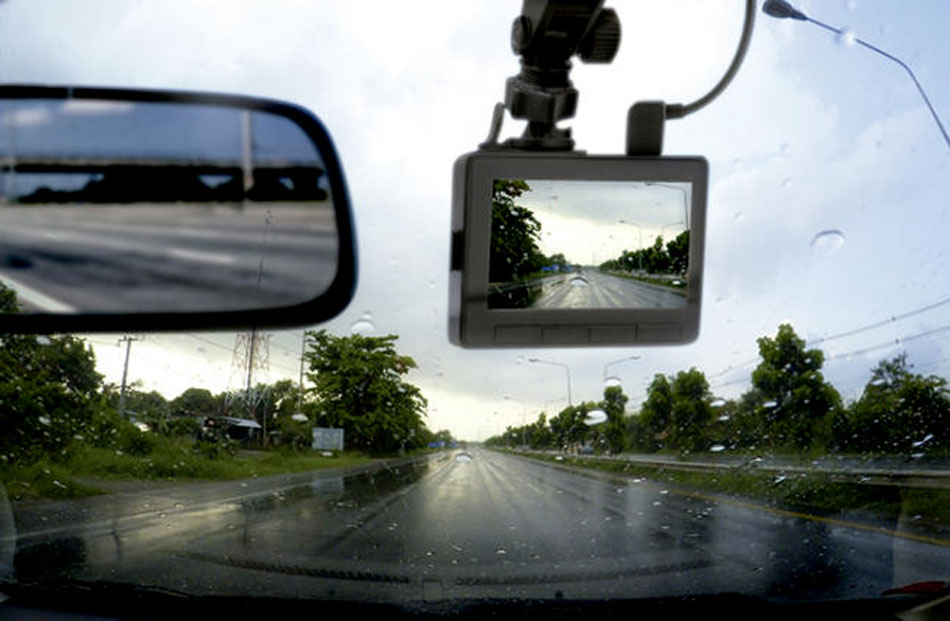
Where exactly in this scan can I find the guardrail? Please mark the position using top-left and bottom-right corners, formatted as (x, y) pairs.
(511, 449), (950, 491)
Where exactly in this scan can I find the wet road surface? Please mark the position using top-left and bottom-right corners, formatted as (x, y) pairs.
(533, 271), (686, 309)
(7, 449), (948, 603)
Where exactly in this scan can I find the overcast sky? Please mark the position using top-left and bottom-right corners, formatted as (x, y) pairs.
(1, 1), (949, 440)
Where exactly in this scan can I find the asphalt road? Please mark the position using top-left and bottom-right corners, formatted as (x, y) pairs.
(533, 271), (686, 309)
(0, 203), (338, 313)
(7, 449), (948, 603)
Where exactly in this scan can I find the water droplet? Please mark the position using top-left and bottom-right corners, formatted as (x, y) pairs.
(717, 415), (730, 422)
(584, 409), (607, 425)
(710, 398), (726, 408)
(659, 489), (669, 495)
(781, 178), (792, 188)
(38, 416), (50, 425)
(837, 29), (857, 48)
(516, 355), (525, 365)
(350, 318), (375, 335)
(603, 376), (622, 389)
(37, 336), (51, 345)
(732, 212), (745, 223)
(811, 229), (846, 257)
(569, 276), (589, 287)
(763, 400), (778, 409)
(773, 475), (787, 484)
(911, 434), (934, 448)
(52, 480), (66, 489)
(870, 378), (887, 387)
(496, 548), (507, 555)
(652, 501), (662, 506)
(710, 444), (726, 453)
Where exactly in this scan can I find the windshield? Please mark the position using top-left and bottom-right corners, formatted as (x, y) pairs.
(1, 0), (949, 609)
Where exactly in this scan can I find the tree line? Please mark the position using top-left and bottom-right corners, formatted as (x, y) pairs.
(1, 283), (448, 468)
(599, 230), (689, 276)
(486, 323), (950, 457)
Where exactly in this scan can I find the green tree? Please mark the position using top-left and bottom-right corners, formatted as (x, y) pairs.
(834, 354), (950, 454)
(669, 368), (713, 452)
(666, 230), (689, 275)
(171, 387), (217, 416)
(0, 284), (103, 462)
(303, 330), (428, 455)
(549, 404), (588, 451)
(489, 179), (546, 283)
(751, 324), (841, 450)
(639, 374), (673, 451)
(602, 386), (628, 453)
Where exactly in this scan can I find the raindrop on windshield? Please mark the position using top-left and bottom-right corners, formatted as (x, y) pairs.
(763, 400), (778, 409)
(37, 336), (51, 345)
(603, 376), (622, 389)
(837, 29), (857, 47)
(710, 398), (726, 408)
(811, 230), (846, 257)
(717, 415), (730, 422)
(870, 378), (887, 387)
(710, 444), (726, 452)
(584, 409), (607, 425)
(911, 434), (934, 448)
(732, 212), (745, 223)
(569, 276), (589, 287)
(350, 317), (375, 335)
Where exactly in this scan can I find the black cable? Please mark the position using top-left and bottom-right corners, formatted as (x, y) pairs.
(665, 0), (756, 119)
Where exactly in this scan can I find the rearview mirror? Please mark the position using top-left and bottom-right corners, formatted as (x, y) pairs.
(0, 85), (356, 333)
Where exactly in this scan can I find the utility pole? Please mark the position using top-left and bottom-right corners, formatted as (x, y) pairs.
(297, 331), (307, 412)
(117, 335), (144, 420)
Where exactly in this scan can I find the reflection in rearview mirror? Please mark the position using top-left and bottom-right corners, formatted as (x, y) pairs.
(0, 97), (340, 315)
(488, 179), (690, 310)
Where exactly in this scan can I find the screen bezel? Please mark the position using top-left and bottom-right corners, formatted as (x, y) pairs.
(450, 151), (708, 347)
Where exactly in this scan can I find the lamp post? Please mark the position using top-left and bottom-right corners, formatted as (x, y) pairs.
(528, 358), (572, 406)
(617, 219), (644, 272)
(603, 355), (641, 382)
(503, 395), (527, 446)
(762, 0), (949, 151)
(645, 182), (689, 229)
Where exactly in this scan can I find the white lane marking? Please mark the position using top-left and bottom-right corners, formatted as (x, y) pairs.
(167, 247), (237, 265)
(0, 271), (77, 313)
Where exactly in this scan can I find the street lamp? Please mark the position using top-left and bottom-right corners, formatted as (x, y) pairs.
(617, 219), (644, 272)
(645, 182), (689, 230)
(503, 395), (527, 446)
(528, 358), (572, 406)
(603, 355), (641, 381)
(762, 0), (949, 151)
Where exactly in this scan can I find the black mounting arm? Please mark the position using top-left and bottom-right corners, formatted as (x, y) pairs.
(497, 0), (620, 151)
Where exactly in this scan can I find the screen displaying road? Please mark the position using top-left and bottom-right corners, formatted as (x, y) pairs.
(488, 179), (690, 310)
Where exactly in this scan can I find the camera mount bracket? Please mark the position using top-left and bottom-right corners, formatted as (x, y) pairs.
(485, 0), (620, 152)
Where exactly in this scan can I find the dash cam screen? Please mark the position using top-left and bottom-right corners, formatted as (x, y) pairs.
(488, 178), (691, 310)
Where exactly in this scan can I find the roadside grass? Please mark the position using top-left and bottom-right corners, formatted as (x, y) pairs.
(2, 438), (373, 501)
(521, 452), (950, 532)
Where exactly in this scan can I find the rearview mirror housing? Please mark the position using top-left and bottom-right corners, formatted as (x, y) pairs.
(449, 150), (707, 347)
(0, 85), (356, 333)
